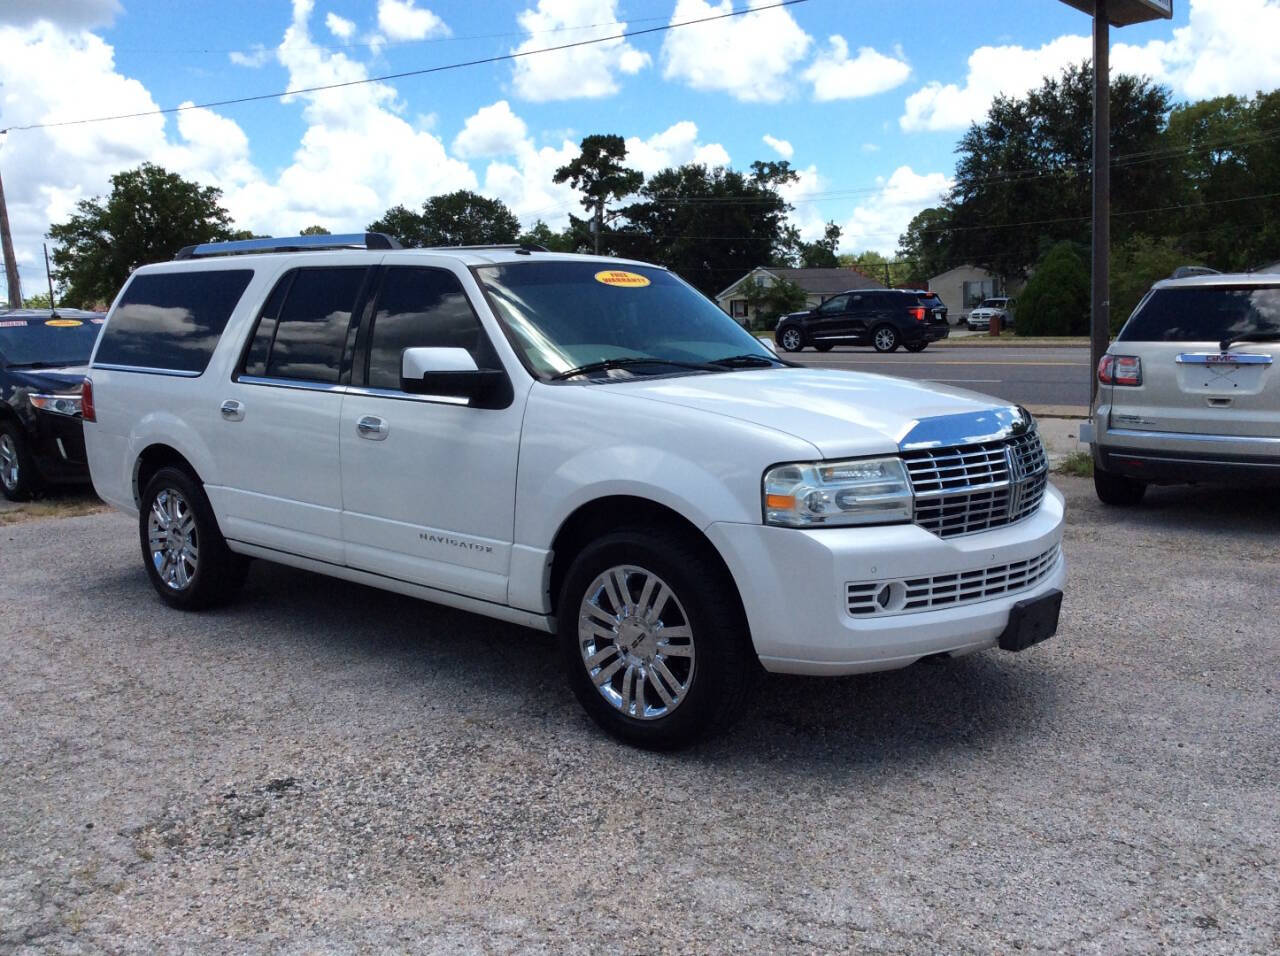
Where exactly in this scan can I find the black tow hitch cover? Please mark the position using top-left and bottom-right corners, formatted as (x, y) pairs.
(998, 589), (1063, 652)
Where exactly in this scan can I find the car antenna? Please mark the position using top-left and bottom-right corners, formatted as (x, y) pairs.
(42, 242), (59, 319)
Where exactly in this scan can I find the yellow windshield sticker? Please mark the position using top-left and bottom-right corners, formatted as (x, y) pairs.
(45, 319), (84, 327)
(594, 270), (650, 288)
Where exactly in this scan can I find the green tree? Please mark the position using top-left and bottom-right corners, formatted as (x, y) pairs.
(553, 134), (644, 254)
(367, 190), (520, 248)
(739, 276), (808, 332)
(23, 291), (52, 309)
(618, 162), (796, 296)
(47, 163), (237, 306)
(516, 219), (580, 252)
(896, 206), (953, 283)
(796, 222), (842, 268)
(947, 63), (1172, 280)
(299, 224), (331, 235)
(1109, 234), (1201, 333)
(1016, 241), (1090, 336)
(840, 249), (913, 287)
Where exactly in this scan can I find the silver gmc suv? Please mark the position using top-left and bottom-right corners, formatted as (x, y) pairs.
(1085, 272), (1280, 504)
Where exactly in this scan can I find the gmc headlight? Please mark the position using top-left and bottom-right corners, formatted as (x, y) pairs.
(763, 456), (913, 527)
(29, 393), (83, 418)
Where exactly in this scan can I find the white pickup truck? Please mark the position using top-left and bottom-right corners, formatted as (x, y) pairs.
(84, 233), (1065, 748)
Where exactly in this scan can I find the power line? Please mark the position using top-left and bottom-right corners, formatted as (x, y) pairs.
(0, 0), (810, 134)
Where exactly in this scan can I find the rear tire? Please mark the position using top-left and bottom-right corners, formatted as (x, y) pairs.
(1093, 465), (1147, 506)
(814, 342), (834, 353)
(558, 528), (753, 750)
(139, 466), (249, 610)
(0, 422), (41, 502)
(778, 326), (805, 352)
(904, 341), (929, 353)
(872, 325), (900, 353)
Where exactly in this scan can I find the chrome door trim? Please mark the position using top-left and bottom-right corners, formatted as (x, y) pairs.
(1105, 426), (1280, 446)
(235, 375), (348, 394)
(343, 385), (470, 406)
(91, 363), (202, 378)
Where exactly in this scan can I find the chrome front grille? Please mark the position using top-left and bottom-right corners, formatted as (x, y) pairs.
(902, 429), (1048, 538)
(846, 544), (1061, 617)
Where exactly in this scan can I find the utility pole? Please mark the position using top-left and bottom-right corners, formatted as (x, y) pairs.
(593, 200), (603, 256)
(1090, 0), (1110, 405)
(0, 167), (21, 309)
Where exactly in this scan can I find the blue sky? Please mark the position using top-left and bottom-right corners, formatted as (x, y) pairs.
(2, 0), (1278, 297)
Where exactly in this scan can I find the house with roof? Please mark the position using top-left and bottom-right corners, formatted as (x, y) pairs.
(715, 266), (885, 324)
(926, 264), (1008, 319)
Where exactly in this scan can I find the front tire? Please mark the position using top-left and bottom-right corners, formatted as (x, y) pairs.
(778, 326), (805, 352)
(1093, 465), (1147, 506)
(0, 422), (41, 502)
(872, 325), (900, 353)
(558, 529), (753, 749)
(139, 466), (249, 610)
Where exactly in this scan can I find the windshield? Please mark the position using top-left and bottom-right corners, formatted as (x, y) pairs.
(475, 261), (775, 379)
(1118, 286), (1280, 343)
(0, 316), (102, 367)
(979, 299), (1006, 309)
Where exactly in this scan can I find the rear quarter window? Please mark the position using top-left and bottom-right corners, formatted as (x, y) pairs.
(1118, 286), (1280, 342)
(95, 270), (253, 374)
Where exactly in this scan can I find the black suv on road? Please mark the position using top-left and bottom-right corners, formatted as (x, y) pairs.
(0, 310), (103, 500)
(776, 289), (949, 353)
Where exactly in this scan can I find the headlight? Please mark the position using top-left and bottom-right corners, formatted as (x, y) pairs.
(763, 456), (913, 527)
(29, 393), (83, 417)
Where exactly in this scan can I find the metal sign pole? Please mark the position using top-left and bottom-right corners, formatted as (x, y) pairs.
(1091, 0), (1110, 405)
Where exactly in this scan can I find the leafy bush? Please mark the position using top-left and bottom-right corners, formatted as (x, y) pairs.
(1016, 241), (1090, 336)
(1109, 234), (1200, 334)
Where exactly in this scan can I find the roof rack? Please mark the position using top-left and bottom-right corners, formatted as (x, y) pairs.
(174, 232), (402, 260)
(422, 243), (549, 254)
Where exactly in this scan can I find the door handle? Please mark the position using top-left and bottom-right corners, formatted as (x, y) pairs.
(356, 415), (389, 440)
(220, 400), (244, 422)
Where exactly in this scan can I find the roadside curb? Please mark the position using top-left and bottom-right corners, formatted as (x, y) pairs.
(1026, 405), (1088, 420)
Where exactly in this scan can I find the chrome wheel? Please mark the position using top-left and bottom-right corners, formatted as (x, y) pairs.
(780, 328), (803, 351)
(874, 326), (898, 351)
(147, 487), (200, 591)
(578, 565), (696, 721)
(0, 433), (17, 491)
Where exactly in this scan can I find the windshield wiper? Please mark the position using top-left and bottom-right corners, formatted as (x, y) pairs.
(549, 357), (717, 382)
(1220, 330), (1280, 351)
(707, 353), (784, 369)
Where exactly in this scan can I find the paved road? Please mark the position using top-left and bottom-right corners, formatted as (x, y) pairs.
(2, 479), (1277, 951)
(792, 345), (1091, 410)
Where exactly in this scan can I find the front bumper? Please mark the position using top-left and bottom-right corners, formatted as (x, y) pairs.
(707, 485), (1066, 675)
(30, 412), (90, 484)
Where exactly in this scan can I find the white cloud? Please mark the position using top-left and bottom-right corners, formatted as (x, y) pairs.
(452, 101), (528, 158)
(861, 143), (881, 153)
(511, 0), (651, 102)
(779, 164), (828, 242)
(375, 0), (448, 41)
(901, 0), (1280, 133)
(325, 12), (356, 40)
(229, 44), (272, 68)
(762, 134), (794, 159)
(900, 34), (1090, 133)
(661, 0), (812, 103)
(839, 166), (953, 255)
(0, 0), (120, 29)
(804, 36), (911, 102)
(624, 121), (730, 177)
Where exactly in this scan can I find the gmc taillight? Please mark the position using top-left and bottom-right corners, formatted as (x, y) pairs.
(1098, 355), (1142, 387)
(81, 378), (96, 422)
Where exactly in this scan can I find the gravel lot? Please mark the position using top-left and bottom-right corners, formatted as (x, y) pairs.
(2, 476), (1277, 953)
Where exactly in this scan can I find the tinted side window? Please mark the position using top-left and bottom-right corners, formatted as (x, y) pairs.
(240, 276), (292, 378)
(96, 270), (253, 374)
(1118, 286), (1280, 343)
(266, 267), (366, 383)
(367, 268), (489, 390)
(820, 295), (849, 313)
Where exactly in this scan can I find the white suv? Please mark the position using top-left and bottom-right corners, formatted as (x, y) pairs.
(1085, 272), (1280, 505)
(84, 233), (1066, 748)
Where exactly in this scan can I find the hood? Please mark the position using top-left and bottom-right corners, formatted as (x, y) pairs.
(4, 365), (89, 392)
(607, 367), (1018, 459)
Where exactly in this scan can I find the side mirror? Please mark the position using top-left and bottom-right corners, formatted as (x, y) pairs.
(400, 347), (507, 406)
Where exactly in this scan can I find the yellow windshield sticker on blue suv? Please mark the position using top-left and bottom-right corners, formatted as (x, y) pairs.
(594, 270), (650, 288)
(45, 319), (84, 327)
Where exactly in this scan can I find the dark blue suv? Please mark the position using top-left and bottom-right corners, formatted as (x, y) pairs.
(0, 310), (104, 500)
